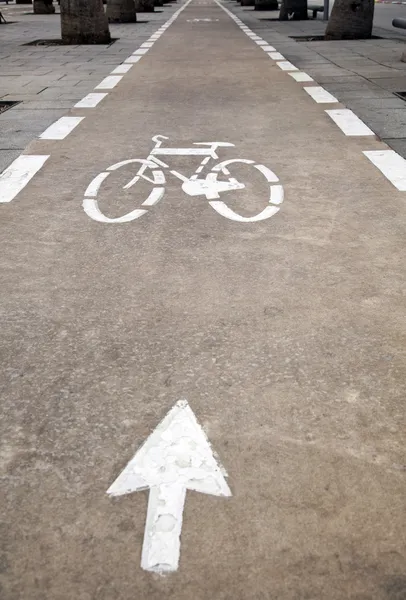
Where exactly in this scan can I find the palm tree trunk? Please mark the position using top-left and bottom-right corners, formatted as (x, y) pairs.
(279, 0), (307, 19)
(134, 0), (154, 11)
(33, 0), (55, 13)
(325, 0), (374, 39)
(106, 0), (137, 22)
(60, 0), (111, 44)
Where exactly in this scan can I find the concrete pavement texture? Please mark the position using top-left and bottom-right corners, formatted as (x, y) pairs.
(1, 1), (406, 599)
(227, 0), (406, 157)
(0, 1), (181, 172)
(3, 1), (406, 165)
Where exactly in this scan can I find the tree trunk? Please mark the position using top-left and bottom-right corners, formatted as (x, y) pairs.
(279, 0), (307, 19)
(134, 0), (154, 11)
(33, 0), (55, 13)
(325, 0), (374, 39)
(60, 0), (111, 44)
(255, 0), (278, 9)
(106, 0), (137, 22)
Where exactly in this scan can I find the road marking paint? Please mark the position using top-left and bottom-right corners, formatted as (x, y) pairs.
(255, 40), (268, 45)
(0, 155), (49, 203)
(187, 17), (219, 21)
(277, 61), (298, 71)
(84, 135), (284, 224)
(111, 64), (132, 74)
(363, 150), (406, 190)
(304, 86), (338, 103)
(39, 116), (84, 140)
(152, 148), (215, 156)
(326, 109), (374, 136)
(133, 48), (149, 56)
(74, 92), (108, 108)
(261, 45), (277, 52)
(84, 172), (109, 198)
(124, 55), (142, 64)
(107, 399), (231, 575)
(140, 42), (154, 48)
(289, 71), (314, 82)
(268, 51), (284, 60)
(95, 75), (122, 90)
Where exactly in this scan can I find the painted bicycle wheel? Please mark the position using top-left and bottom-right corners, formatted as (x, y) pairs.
(207, 159), (283, 223)
(83, 159), (165, 223)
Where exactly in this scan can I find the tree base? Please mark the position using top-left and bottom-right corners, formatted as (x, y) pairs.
(61, 34), (111, 44)
(255, 0), (278, 8)
(108, 16), (137, 22)
(279, 9), (308, 19)
(33, 0), (55, 14)
(325, 32), (371, 39)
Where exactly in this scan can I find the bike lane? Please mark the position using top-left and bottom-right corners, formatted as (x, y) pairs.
(1, 1), (406, 598)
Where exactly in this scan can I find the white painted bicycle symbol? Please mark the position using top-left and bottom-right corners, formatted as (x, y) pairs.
(83, 135), (284, 223)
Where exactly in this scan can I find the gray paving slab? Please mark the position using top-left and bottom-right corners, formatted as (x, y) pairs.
(372, 77), (406, 91)
(0, 149), (21, 172)
(382, 137), (406, 158)
(355, 107), (406, 138)
(0, 0), (183, 172)
(0, 128), (40, 149)
(225, 0), (406, 148)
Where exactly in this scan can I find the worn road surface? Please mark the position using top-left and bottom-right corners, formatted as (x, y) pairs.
(1, 1), (406, 599)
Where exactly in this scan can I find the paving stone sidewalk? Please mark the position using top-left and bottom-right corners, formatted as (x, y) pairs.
(226, 0), (406, 157)
(0, 2), (180, 172)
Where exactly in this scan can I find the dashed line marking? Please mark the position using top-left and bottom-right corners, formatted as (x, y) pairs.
(268, 51), (284, 60)
(304, 86), (338, 103)
(111, 64), (133, 74)
(95, 75), (123, 90)
(261, 45), (276, 52)
(132, 48), (149, 56)
(289, 72), (314, 82)
(363, 150), (406, 190)
(75, 92), (108, 108)
(326, 109), (374, 136)
(39, 116), (85, 140)
(277, 61), (298, 71)
(124, 55), (142, 64)
(0, 155), (49, 203)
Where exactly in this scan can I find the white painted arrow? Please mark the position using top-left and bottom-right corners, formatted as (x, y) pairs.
(107, 400), (231, 574)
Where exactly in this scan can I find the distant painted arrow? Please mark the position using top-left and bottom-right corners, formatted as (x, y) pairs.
(107, 400), (231, 574)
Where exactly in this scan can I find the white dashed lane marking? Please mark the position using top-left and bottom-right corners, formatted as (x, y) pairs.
(95, 75), (123, 90)
(74, 93), (108, 108)
(39, 116), (85, 140)
(363, 150), (406, 190)
(326, 109), (375, 136)
(304, 86), (338, 104)
(0, 155), (49, 203)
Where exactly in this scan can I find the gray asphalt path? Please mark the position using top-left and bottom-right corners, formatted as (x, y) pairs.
(1, 1), (406, 599)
